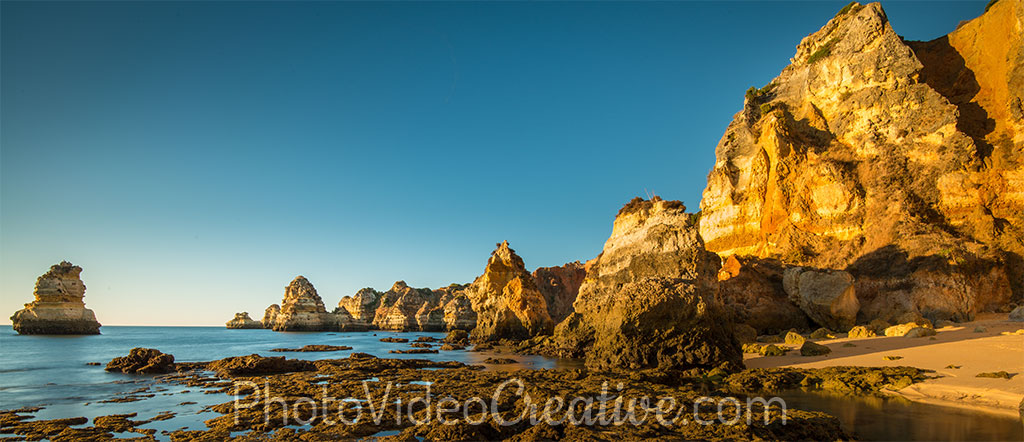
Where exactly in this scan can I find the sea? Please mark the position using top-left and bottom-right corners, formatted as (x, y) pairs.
(1, 326), (1020, 441)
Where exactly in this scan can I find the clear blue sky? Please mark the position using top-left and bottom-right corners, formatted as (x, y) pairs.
(1, 1), (986, 325)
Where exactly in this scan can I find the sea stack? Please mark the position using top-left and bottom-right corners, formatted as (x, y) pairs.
(225, 312), (262, 329)
(553, 197), (743, 371)
(263, 276), (365, 331)
(466, 241), (554, 342)
(10, 261), (101, 335)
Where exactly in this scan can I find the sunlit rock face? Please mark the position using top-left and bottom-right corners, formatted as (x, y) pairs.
(466, 241), (554, 342)
(265, 276), (364, 332)
(225, 312), (262, 329)
(336, 282), (475, 332)
(11, 261), (102, 335)
(698, 1), (1022, 322)
(553, 198), (743, 372)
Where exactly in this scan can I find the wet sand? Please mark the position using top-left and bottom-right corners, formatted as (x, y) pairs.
(745, 313), (1024, 417)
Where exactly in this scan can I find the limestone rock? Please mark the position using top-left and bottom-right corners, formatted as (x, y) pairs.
(698, 1), (1020, 323)
(11, 261), (101, 335)
(466, 241), (554, 341)
(264, 276), (363, 332)
(372, 281), (441, 331)
(553, 198), (742, 371)
(847, 325), (877, 338)
(532, 261), (586, 324)
(106, 348), (175, 374)
(785, 331), (806, 346)
(261, 304), (280, 327)
(441, 287), (477, 331)
(206, 354), (316, 377)
(884, 322), (933, 337)
(717, 255), (811, 334)
(225, 312), (262, 329)
(337, 288), (381, 323)
(783, 267), (859, 331)
(810, 328), (836, 339)
(903, 327), (937, 338)
(1010, 306), (1024, 321)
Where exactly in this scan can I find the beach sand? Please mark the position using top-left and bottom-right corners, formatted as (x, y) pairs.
(745, 313), (1024, 417)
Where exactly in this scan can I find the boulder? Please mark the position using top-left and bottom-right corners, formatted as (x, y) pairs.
(810, 328), (836, 340)
(466, 241), (554, 341)
(1011, 306), (1024, 321)
(207, 354), (316, 377)
(847, 325), (877, 339)
(734, 323), (758, 344)
(884, 322), (933, 337)
(903, 327), (937, 338)
(553, 198), (742, 372)
(785, 331), (806, 346)
(106, 348), (175, 374)
(784, 267), (859, 331)
(800, 341), (832, 356)
(225, 312), (262, 329)
(10, 261), (101, 335)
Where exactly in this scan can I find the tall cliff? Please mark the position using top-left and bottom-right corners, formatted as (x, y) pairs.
(10, 261), (101, 335)
(699, 1), (1022, 323)
(264, 276), (364, 331)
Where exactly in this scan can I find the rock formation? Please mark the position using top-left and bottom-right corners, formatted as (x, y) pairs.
(106, 348), (175, 374)
(10, 261), (101, 335)
(716, 255), (811, 334)
(335, 282), (474, 331)
(553, 197), (743, 371)
(532, 261), (586, 324)
(466, 241), (554, 341)
(783, 267), (860, 331)
(263, 276), (364, 332)
(225, 312), (262, 329)
(337, 288), (381, 323)
(698, 1), (1022, 323)
(437, 284), (476, 331)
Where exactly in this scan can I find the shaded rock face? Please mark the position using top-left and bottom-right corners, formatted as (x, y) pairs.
(11, 261), (101, 335)
(554, 198), (743, 371)
(698, 1), (1022, 323)
(532, 261), (586, 324)
(225, 312), (262, 329)
(264, 276), (363, 332)
(466, 241), (554, 342)
(716, 255), (812, 334)
(783, 267), (859, 331)
(106, 348), (175, 374)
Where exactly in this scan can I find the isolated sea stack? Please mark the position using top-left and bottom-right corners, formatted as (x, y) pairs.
(225, 312), (262, 329)
(553, 197), (742, 372)
(700, 1), (1023, 324)
(10, 261), (101, 335)
(466, 241), (554, 341)
(263, 276), (364, 332)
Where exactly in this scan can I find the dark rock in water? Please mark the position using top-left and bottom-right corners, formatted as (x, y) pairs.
(553, 198), (743, 372)
(349, 352), (376, 359)
(269, 345), (353, 352)
(206, 354), (315, 376)
(11, 261), (101, 335)
(444, 329), (469, 344)
(483, 357), (517, 364)
(439, 343), (464, 351)
(800, 341), (832, 356)
(389, 348), (438, 354)
(106, 348), (176, 374)
(414, 336), (438, 343)
(409, 342), (433, 348)
(380, 337), (409, 343)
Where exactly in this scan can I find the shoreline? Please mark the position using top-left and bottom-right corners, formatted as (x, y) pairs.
(745, 313), (1024, 418)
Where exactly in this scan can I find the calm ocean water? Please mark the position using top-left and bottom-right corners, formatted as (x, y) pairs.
(1, 326), (1020, 441)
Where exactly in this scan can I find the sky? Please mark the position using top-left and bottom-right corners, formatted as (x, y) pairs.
(1, 1), (988, 326)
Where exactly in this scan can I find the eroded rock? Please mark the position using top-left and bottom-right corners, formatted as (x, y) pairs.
(106, 348), (176, 374)
(10, 261), (101, 335)
(225, 312), (262, 329)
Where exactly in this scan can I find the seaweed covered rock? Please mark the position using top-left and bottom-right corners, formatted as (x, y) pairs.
(554, 197), (742, 371)
(206, 354), (316, 377)
(466, 241), (554, 341)
(106, 348), (176, 374)
(10, 261), (101, 335)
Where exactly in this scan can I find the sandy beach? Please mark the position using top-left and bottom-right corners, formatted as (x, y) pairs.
(746, 313), (1024, 417)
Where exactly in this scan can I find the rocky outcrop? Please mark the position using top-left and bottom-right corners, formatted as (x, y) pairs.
(783, 267), (859, 331)
(336, 288), (381, 323)
(225, 312), (262, 329)
(532, 261), (586, 324)
(466, 241), (553, 341)
(263, 276), (363, 332)
(106, 348), (175, 374)
(10, 261), (101, 335)
(698, 2), (1022, 323)
(372, 281), (442, 331)
(206, 354), (316, 377)
(716, 255), (811, 334)
(553, 198), (743, 371)
(438, 284), (476, 331)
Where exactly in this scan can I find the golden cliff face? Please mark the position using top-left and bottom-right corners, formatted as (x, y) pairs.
(699, 1), (1023, 319)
